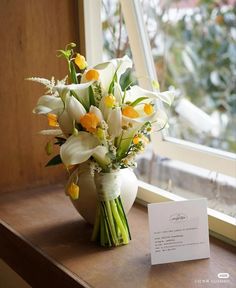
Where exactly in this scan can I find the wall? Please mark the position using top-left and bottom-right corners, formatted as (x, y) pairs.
(0, 0), (83, 193)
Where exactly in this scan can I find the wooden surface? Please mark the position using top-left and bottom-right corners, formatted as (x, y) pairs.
(0, 186), (235, 288)
(0, 0), (82, 193)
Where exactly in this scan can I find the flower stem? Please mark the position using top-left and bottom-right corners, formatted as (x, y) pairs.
(105, 201), (118, 245)
(91, 197), (131, 247)
(110, 199), (129, 244)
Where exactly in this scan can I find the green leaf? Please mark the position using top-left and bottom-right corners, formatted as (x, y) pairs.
(89, 86), (95, 106)
(57, 49), (71, 59)
(130, 97), (148, 107)
(108, 73), (117, 94)
(45, 141), (53, 156)
(69, 62), (78, 84)
(45, 154), (62, 167)
(66, 42), (76, 50)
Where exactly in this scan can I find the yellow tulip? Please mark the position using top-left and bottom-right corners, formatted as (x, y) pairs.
(122, 106), (139, 118)
(144, 103), (154, 115)
(68, 182), (79, 200)
(74, 53), (88, 70)
(80, 112), (100, 133)
(85, 69), (99, 81)
(47, 113), (59, 127)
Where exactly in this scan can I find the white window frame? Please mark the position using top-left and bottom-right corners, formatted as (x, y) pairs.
(82, 0), (236, 244)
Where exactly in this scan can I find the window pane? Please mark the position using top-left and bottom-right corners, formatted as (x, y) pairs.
(102, 0), (136, 89)
(141, 0), (236, 153)
(135, 145), (236, 217)
(102, 0), (131, 60)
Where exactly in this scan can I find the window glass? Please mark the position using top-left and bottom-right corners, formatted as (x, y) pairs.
(141, 0), (236, 154)
(136, 146), (236, 217)
(101, 0), (135, 90)
(102, 0), (131, 60)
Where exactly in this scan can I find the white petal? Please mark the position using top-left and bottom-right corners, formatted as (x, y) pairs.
(112, 55), (132, 82)
(152, 109), (168, 131)
(89, 106), (104, 122)
(33, 105), (52, 114)
(67, 96), (86, 122)
(33, 95), (63, 114)
(125, 85), (156, 103)
(39, 129), (63, 136)
(156, 91), (175, 106)
(60, 132), (101, 166)
(94, 62), (116, 94)
(113, 83), (123, 105)
(125, 85), (175, 106)
(99, 96), (111, 121)
(53, 82), (94, 108)
(122, 108), (158, 125)
(92, 146), (111, 166)
(58, 110), (73, 136)
(52, 85), (70, 100)
(92, 56), (132, 94)
(68, 82), (93, 109)
(107, 107), (122, 138)
(67, 82), (94, 91)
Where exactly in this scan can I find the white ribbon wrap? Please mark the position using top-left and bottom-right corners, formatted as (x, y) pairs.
(94, 171), (121, 201)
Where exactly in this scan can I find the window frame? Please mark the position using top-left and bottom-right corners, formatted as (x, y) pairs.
(82, 0), (236, 244)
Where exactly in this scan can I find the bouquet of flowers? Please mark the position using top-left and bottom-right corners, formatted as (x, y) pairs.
(29, 43), (173, 247)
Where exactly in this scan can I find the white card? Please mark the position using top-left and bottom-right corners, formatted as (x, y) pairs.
(148, 199), (210, 265)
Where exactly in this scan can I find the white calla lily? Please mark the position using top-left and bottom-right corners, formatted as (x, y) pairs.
(33, 95), (64, 115)
(111, 56), (132, 82)
(122, 105), (168, 130)
(99, 96), (111, 121)
(152, 109), (169, 131)
(122, 106), (157, 124)
(125, 85), (174, 106)
(113, 83), (123, 105)
(39, 129), (63, 136)
(91, 56), (132, 94)
(90, 62), (114, 94)
(92, 145), (111, 167)
(156, 91), (175, 106)
(58, 110), (73, 136)
(107, 107), (122, 138)
(60, 132), (107, 166)
(89, 105), (104, 122)
(52, 84), (70, 101)
(54, 82), (94, 109)
(67, 96), (86, 122)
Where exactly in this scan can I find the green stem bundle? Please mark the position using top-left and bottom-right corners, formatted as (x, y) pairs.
(91, 196), (131, 247)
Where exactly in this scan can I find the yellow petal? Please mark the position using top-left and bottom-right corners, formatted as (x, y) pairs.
(122, 106), (139, 118)
(104, 94), (116, 108)
(45, 141), (53, 155)
(68, 182), (79, 200)
(80, 112), (100, 133)
(144, 104), (154, 115)
(85, 69), (99, 81)
(133, 136), (140, 145)
(74, 53), (88, 70)
(47, 113), (59, 127)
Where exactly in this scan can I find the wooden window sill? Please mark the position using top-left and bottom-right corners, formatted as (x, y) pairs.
(0, 186), (235, 288)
